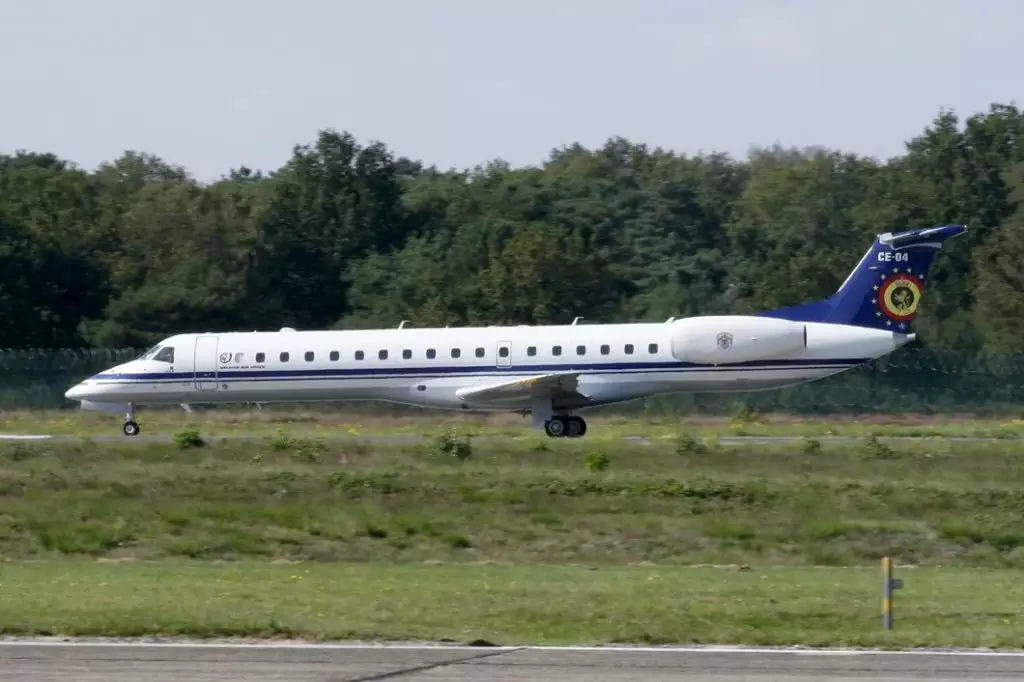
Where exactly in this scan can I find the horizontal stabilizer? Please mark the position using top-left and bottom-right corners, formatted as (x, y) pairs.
(455, 371), (584, 406)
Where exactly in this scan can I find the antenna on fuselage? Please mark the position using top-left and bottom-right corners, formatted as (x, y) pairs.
(571, 316), (584, 326)
(398, 320), (409, 329)
(666, 317), (676, 323)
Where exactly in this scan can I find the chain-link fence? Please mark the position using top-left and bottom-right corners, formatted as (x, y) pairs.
(1, 346), (1022, 414)
(0, 348), (139, 410)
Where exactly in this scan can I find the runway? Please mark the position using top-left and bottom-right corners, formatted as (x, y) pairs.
(0, 433), (1014, 445)
(2, 641), (1023, 681)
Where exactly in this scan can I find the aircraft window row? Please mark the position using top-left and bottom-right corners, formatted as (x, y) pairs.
(523, 343), (654, 356)
(249, 343), (661, 363)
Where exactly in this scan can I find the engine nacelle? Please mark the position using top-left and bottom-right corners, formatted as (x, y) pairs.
(670, 316), (807, 365)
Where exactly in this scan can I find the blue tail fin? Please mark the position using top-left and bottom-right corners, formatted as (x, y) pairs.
(759, 224), (967, 331)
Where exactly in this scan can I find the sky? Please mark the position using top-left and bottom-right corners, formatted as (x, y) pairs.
(0, 0), (1020, 182)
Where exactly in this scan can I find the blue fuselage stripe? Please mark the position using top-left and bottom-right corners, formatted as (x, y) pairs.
(91, 358), (868, 384)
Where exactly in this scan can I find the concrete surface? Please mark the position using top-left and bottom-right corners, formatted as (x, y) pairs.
(2, 642), (1023, 681)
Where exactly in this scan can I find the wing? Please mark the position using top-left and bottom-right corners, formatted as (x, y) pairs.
(455, 371), (585, 408)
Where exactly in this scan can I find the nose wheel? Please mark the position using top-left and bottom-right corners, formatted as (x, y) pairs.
(123, 404), (140, 437)
(544, 416), (587, 438)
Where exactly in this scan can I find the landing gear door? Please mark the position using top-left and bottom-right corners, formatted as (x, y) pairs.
(193, 336), (220, 391)
(496, 341), (512, 368)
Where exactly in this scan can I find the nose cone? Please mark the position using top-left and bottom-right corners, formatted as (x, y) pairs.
(65, 377), (103, 402)
(65, 383), (88, 401)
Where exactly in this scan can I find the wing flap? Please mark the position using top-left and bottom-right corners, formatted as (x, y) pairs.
(455, 371), (583, 406)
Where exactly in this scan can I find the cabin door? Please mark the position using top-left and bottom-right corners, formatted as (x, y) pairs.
(193, 335), (221, 391)
(496, 341), (512, 368)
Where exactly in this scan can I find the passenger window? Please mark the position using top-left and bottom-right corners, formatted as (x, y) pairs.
(451, 348), (461, 358)
(600, 344), (610, 355)
(329, 351), (339, 361)
(234, 352), (244, 363)
(427, 348), (436, 359)
(475, 347), (485, 358)
(280, 352), (290, 362)
(527, 346), (537, 357)
(305, 351), (315, 362)
(256, 352), (266, 363)
(355, 350), (364, 360)
(379, 350), (388, 360)
(499, 346), (509, 358)
(648, 343), (658, 354)
(576, 345), (586, 356)
(624, 344), (634, 355)
(552, 346), (562, 356)
(153, 347), (175, 363)
(403, 349), (412, 360)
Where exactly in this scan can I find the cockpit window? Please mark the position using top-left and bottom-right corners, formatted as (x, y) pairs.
(139, 346), (160, 360)
(153, 347), (175, 363)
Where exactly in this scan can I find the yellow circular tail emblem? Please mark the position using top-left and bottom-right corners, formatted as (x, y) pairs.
(879, 274), (923, 321)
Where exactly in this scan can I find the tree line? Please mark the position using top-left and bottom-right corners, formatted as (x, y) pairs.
(2, 102), (1024, 354)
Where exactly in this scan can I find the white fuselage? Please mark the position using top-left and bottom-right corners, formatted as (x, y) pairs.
(65, 318), (912, 414)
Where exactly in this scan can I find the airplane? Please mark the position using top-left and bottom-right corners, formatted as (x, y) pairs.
(64, 224), (967, 438)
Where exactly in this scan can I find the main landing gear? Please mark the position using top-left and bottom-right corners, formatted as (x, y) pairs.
(123, 403), (140, 437)
(544, 416), (587, 438)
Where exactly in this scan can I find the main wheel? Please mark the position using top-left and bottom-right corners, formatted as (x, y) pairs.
(123, 420), (140, 437)
(566, 416), (585, 438)
(544, 418), (566, 438)
(566, 416), (587, 438)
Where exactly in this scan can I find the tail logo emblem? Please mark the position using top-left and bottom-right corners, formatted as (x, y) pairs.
(716, 332), (733, 351)
(879, 273), (923, 321)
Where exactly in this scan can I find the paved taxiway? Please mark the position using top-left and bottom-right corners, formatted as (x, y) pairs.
(2, 642), (1023, 681)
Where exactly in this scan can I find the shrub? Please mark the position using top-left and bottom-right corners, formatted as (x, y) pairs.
(362, 523), (389, 539)
(446, 533), (472, 549)
(431, 430), (472, 460)
(0, 443), (42, 461)
(676, 431), (708, 456)
(173, 426), (205, 449)
(730, 404), (767, 426)
(860, 434), (896, 460)
(802, 438), (822, 454)
(585, 450), (610, 472)
(267, 428), (296, 451)
(266, 428), (328, 463)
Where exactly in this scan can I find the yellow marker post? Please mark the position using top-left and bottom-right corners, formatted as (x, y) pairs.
(882, 557), (903, 630)
(882, 557), (893, 630)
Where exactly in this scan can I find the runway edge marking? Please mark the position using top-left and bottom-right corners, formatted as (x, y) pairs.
(2, 639), (1024, 657)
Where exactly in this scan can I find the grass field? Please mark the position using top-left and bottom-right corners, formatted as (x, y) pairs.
(3, 406), (1024, 440)
(4, 429), (1024, 646)
(2, 561), (1024, 648)
(3, 432), (1024, 566)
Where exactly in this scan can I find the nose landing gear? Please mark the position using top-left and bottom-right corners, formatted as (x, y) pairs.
(544, 416), (587, 438)
(123, 403), (140, 437)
